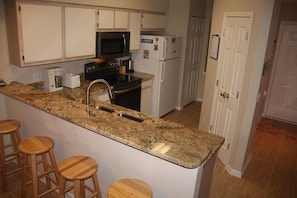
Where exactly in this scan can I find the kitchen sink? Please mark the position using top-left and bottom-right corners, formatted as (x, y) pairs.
(117, 111), (144, 123)
(94, 105), (114, 113)
(92, 104), (144, 123)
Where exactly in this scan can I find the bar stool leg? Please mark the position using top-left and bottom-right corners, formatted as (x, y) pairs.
(31, 154), (39, 198)
(74, 180), (81, 198)
(41, 153), (52, 190)
(59, 176), (66, 198)
(92, 174), (101, 198)
(11, 129), (22, 167)
(49, 149), (59, 184)
(0, 134), (8, 192)
(21, 154), (27, 198)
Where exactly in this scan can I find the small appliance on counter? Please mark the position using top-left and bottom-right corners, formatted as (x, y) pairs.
(122, 58), (134, 73)
(63, 73), (80, 89)
(44, 67), (63, 92)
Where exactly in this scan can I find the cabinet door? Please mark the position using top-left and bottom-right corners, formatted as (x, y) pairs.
(114, 10), (129, 29)
(129, 12), (141, 51)
(141, 13), (166, 30)
(97, 9), (114, 29)
(20, 4), (63, 63)
(141, 79), (152, 114)
(65, 7), (96, 58)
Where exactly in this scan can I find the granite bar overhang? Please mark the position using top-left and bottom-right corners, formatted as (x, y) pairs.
(0, 81), (224, 169)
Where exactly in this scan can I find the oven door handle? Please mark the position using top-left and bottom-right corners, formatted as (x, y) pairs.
(113, 84), (141, 95)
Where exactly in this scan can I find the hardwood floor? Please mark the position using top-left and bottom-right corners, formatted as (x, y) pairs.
(1, 101), (297, 197)
(163, 101), (297, 198)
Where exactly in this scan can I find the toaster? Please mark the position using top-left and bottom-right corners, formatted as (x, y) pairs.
(63, 73), (80, 88)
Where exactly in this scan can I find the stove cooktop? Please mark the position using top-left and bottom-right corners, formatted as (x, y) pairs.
(84, 62), (141, 89)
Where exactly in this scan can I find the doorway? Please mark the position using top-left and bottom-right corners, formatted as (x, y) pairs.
(266, 22), (297, 124)
(181, 17), (205, 106)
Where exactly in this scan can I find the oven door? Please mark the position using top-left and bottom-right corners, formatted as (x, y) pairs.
(113, 83), (141, 111)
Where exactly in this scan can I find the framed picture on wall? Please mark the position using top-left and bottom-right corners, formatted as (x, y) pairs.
(210, 34), (220, 60)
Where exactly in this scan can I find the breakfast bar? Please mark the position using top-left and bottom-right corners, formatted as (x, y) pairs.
(0, 82), (224, 198)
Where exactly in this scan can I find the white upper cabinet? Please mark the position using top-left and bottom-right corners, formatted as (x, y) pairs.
(114, 10), (129, 29)
(97, 9), (114, 29)
(129, 12), (141, 51)
(97, 9), (129, 30)
(65, 7), (96, 58)
(4, 1), (97, 67)
(17, 3), (63, 65)
(141, 13), (166, 30)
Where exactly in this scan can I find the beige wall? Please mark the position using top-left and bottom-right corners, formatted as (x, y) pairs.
(199, 0), (275, 175)
(166, 0), (210, 108)
(0, 0), (13, 83)
(165, 0), (191, 108)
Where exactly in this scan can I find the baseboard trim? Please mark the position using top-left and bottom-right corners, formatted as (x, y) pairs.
(225, 165), (242, 178)
(225, 153), (252, 179)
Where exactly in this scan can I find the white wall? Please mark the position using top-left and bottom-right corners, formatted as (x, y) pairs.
(199, 0), (275, 176)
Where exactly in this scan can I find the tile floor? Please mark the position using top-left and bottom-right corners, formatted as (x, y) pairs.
(1, 101), (297, 197)
(163, 101), (297, 198)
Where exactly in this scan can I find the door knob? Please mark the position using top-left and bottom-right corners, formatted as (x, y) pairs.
(225, 92), (229, 99)
(220, 92), (229, 99)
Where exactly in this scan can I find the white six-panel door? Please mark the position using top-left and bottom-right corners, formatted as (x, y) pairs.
(266, 22), (297, 124)
(210, 13), (253, 165)
(182, 17), (205, 106)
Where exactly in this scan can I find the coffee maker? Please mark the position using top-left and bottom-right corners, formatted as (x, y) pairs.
(44, 67), (63, 92)
(122, 58), (134, 73)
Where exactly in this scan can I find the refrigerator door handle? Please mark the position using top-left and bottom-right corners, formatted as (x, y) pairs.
(161, 62), (165, 83)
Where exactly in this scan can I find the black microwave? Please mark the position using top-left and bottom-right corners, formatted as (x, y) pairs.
(96, 32), (130, 59)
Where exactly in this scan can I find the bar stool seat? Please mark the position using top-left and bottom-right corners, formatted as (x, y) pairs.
(108, 178), (152, 198)
(58, 155), (101, 198)
(19, 136), (59, 198)
(0, 119), (22, 192)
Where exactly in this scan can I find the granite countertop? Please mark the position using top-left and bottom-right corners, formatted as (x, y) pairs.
(0, 79), (224, 169)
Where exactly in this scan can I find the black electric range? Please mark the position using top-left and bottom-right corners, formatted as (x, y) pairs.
(84, 61), (142, 111)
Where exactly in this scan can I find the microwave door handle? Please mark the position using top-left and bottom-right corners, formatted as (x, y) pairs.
(122, 33), (127, 53)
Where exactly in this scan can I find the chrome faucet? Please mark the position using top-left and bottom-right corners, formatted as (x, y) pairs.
(86, 79), (114, 113)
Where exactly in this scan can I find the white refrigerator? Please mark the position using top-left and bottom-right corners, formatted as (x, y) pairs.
(132, 35), (181, 117)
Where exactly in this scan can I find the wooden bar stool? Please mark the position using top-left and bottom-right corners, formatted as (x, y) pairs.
(108, 178), (152, 198)
(0, 119), (22, 192)
(58, 155), (101, 198)
(19, 136), (59, 198)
